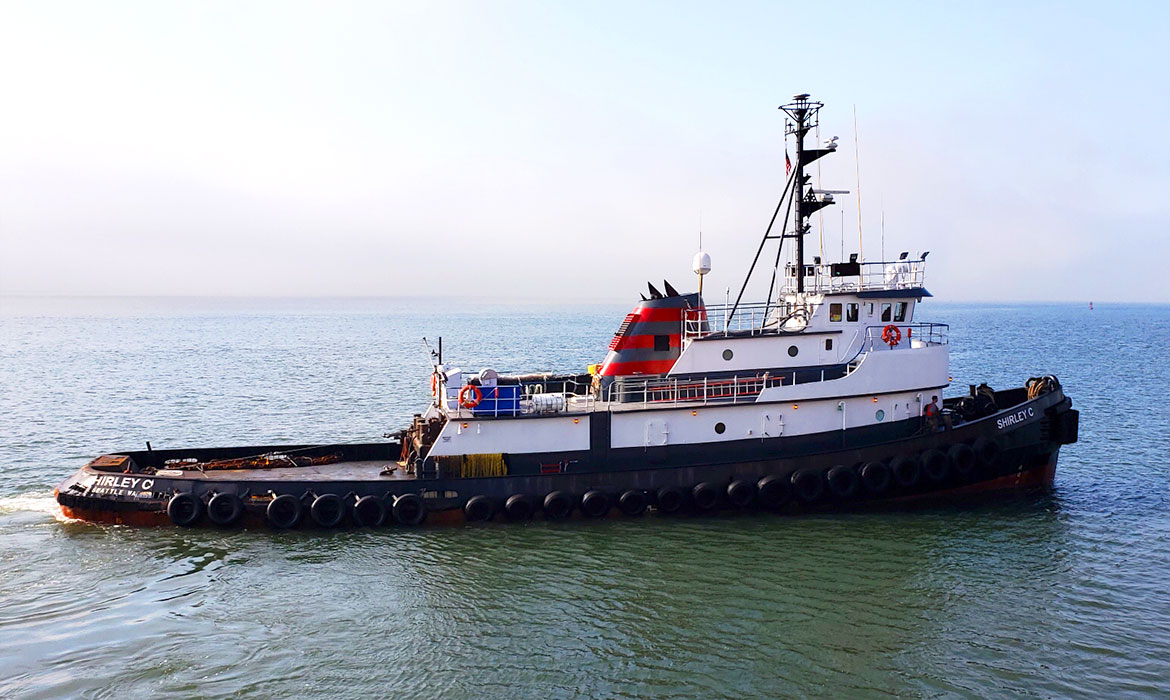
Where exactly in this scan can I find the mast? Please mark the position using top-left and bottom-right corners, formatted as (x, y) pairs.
(727, 93), (835, 327)
(780, 94), (822, 294)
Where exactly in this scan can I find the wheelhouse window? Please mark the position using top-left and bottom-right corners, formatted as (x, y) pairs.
(829, 303), (842, 322)
(846, 303), (859, 322)
(881, 303), (892, 322)
(894, 302), (908, 322)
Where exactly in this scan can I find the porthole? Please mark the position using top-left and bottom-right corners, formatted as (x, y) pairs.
(714, 422), (726, 434)
(875, 409), (885, 421)
(788, 345), (799, 357)
(722, 349), (734, 361)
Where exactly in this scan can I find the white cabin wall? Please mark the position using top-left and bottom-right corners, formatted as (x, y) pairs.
(607, 388), (935, 449)
(755, 343), (948, 403)
(673, 295), (924, 375)
(429, 414), (590, 456)
(670, 334), (842, 375)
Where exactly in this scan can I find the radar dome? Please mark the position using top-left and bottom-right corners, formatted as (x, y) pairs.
(692, 251), (711, 276)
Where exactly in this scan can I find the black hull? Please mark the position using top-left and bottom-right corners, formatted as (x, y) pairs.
(55, 387), (1078, 528)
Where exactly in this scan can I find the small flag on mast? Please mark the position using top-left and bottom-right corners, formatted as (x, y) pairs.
(785, 150), (791, 176)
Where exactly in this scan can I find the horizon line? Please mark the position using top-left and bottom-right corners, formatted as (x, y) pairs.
(1, 292), (1166, 306)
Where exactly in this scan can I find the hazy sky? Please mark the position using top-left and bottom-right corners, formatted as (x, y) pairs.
(1, 1), (1167, 303)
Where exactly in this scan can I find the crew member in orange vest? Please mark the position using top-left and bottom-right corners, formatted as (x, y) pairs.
(924, 395), (941, 431)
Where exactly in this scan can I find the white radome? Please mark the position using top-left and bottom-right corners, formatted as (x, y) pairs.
(693, 251), (711, 276)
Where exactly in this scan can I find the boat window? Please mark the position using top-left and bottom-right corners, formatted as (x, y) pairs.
(867, 303), (874, 316)
(881, 303), (892, 322)
(788, 345), (799, 357)
(829, 303), (842, 322)
(846, 303), (858, 322)
(722, 349), (734, 361)
(714, 422), (726, 434)
(894, 302), (908, 322)
(825, 338), (833, 351)
(654, 335), (670, 352)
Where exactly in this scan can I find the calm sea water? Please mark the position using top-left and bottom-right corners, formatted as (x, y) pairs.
(1, 297), (1168, 699)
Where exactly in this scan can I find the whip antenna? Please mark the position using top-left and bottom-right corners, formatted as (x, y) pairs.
(853, 104), (864, 263)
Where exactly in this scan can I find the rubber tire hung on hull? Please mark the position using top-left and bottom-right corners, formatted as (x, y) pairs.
(206, 492), (242, 526)
(726, 479), (757, 508)
(580, 490), (611, 518)
(167, 493), (202, 527)
(310, 493), (345, 527)
(352, 495), (386, 527)
(826, 466), (859, 499)
(973, 437), (1002, 467)
(543, 491), (574, 520)
(949, 443), (977, 478)
(921, 449), (951, 483)
(267, 494), (303, 529)
(692, 482), (720, 511)
(891, 455), (921, 488)
(859, 461), (890, 494)
(791, 469), (824, 503)
(618, 490), (647, 516)
(655, 486), (685, 514)
(756, 474), (791, 510)
(464, 495), (495, 522)
(504, 494), (535, 521)
(393, 493), (426, 525)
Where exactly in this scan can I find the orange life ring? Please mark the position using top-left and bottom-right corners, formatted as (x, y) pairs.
(458, 384), (482, 409)
(881, 324), (902, 347)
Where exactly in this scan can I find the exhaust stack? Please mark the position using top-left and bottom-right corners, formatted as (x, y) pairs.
(598, 284), (703, 377)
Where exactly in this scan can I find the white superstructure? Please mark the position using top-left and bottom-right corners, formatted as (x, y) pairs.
(421, 94), (949, 463)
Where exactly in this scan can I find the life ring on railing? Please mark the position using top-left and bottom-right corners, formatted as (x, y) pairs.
(881, 324), (902, 347)
(458, 384), (482, 409)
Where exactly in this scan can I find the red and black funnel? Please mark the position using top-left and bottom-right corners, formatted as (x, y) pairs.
(599, 286), (704, 377)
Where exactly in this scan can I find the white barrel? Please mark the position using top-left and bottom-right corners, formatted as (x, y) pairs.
(530, 393), (567, 413)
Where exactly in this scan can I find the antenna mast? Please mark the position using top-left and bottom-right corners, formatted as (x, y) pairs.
(780, 94), (822, 294)
(853, 104), (864, 263)
(727, 94), (837, 327)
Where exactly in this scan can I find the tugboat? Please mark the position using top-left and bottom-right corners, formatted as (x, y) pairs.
(55, 94), (1078, 528)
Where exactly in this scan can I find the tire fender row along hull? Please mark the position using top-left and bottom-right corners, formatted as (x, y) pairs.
(162, 487), (433, 529)
(158, 434), (1017, 528)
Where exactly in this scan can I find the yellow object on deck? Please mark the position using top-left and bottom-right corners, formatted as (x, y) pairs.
(460, 453), (507, 478)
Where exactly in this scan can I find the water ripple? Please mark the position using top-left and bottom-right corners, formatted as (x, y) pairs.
(1, 299), (1169, 698)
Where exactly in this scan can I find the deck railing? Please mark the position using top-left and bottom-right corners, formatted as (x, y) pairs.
(603, 363), (853, 408)
(441, 385), (596, 418)
(862, 322), (949, 349)
(782, 259), (927, 294)
(683, 301), (818, 341)
(442, 321), (948, 418)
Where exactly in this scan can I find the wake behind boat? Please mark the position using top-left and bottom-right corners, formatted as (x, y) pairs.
(55, 94), (1078, 528)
